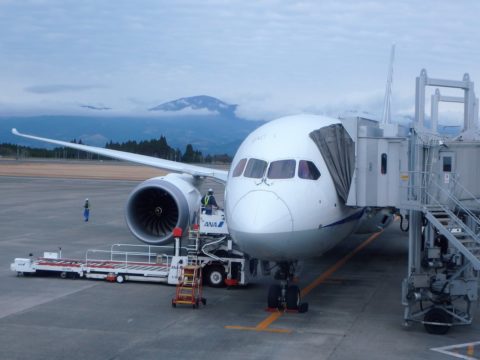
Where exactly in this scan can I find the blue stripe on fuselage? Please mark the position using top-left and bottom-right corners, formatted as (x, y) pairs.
(322, 208), (365, 228)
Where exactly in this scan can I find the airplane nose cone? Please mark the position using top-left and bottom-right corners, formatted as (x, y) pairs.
(230, 191), (293, 233)
(228, 191), (293, 257)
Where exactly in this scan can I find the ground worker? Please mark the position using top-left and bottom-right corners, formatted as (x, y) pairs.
(83, 198), (90, 222)
(201, 188), (218, 215)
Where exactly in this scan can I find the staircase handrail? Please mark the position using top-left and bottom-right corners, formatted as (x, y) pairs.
(424, 190), (480, 245)
(427, 176), (480, 234)
(424, 206), (480, 270)
(201, 236), (227, 262)
(404, 170), (480, 234)
(449, 174), (480, 209)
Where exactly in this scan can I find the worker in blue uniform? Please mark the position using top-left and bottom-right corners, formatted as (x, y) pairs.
(83, 198), (90, 222)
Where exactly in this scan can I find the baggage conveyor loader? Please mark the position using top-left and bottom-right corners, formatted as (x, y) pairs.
(11, 210), (259, 288)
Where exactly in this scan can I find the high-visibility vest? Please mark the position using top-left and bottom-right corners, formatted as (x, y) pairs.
(203, 195), (210, 206)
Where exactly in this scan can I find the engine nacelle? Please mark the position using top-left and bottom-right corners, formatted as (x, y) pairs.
(125, 173), (201, 245)
(354, 207), (395, 234)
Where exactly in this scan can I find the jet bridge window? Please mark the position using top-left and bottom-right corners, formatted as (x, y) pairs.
(232, 158), (247, 177)
(381, 153), (387, 175)
(443, 156), (452, 172)
(244, 158), (268, 178)
(267, 159), (296, 179)
(298, 160), (320, 180)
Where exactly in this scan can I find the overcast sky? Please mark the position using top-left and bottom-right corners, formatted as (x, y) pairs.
(0, 0), (479, 122)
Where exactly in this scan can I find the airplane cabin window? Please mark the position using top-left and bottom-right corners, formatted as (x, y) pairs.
(244, 158), (268, 178)
(267, 159), (296, 179)
(298, 160), (320, 180)
(232, 158), (247, 177)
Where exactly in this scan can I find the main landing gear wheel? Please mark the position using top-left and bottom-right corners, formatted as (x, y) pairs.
(267, 261), (309, 312)
(268, 284), (282, 309)
(286, 285), (300, 310)
(424, 308), (451, 335)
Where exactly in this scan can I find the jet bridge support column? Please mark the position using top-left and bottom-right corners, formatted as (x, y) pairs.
(407, 212), (422, 280)
(416, 69), (479, 137)
(406, 130), (423, 278)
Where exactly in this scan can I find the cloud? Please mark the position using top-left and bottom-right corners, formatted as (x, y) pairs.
(235, 89), (387, 122)
(24, 84), (105, 94)
(150, 107), (220, 117)
(79, 103), (112, 111)
(0, 0), (479, 119)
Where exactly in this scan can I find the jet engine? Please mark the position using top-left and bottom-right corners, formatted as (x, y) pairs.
(354, 207), (395, 234)
(125, 173), (202, 245)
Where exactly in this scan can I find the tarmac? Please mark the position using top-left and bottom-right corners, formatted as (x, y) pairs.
(1, 168), (480, 360)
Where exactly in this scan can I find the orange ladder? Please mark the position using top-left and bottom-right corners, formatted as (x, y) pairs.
(172, 265), (206, 308)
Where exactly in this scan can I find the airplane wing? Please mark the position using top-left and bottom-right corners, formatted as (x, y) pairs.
(12, 128), (229, 183)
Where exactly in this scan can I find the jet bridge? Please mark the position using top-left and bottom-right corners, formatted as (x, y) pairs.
(400, 70), (480, 334)
(340, 117), (409, 208)
(331, 70), (480, 334)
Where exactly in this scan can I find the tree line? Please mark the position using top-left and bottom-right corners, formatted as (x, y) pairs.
(0, 136), (232, 164)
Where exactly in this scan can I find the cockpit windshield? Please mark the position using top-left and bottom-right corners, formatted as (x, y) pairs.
(267, 159), (296, 179)
(244, 158), (268, 178)
(298, 160), (321, 180)
(239, 158), (320, 181)
(232, 158), (247, 177)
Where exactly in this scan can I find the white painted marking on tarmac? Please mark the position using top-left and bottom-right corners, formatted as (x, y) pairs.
(432, 341), (480, 360)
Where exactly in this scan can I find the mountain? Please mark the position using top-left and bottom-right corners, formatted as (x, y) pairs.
(0, 96), (263, 155)
(149, 95), (237, 117)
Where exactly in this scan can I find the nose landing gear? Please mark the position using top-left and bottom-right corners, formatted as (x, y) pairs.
(267, 262), (309, 313)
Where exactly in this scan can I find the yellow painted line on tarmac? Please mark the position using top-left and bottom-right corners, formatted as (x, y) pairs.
(225, 311), (292, 333)
(225, 230), (384, 334)
(468, 344), (475, 357)
(301, 230), (384, 298)
(432, 341), (480, 359)
(256, 310), (284, 329)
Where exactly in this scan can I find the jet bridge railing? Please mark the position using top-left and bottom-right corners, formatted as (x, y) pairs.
(401, 171), (480, 228)
(400, 171), (480, 221)
(449, 174), (480, 211)
(425, 181), (480, 237)
(399, 171), (457, 210)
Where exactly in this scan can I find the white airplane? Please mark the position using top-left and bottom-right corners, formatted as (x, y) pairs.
(12, 113), (392, 311)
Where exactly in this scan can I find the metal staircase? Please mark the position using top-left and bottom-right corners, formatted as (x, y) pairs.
(402, 165), (480, 333)
(424, 208), (480, 271)
(422, 176), (480, 270)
